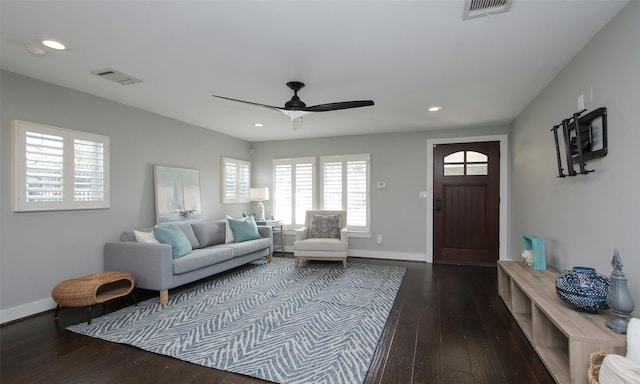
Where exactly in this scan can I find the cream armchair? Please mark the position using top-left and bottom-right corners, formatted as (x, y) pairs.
(293, 210), (348, 268)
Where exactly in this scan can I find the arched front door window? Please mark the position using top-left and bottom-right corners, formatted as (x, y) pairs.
(443, 151), (488, 176)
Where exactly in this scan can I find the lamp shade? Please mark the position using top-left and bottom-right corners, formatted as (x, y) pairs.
(250, 187), (269, 202)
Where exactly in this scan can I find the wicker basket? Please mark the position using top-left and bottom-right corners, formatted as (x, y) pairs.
(588, 351), (608, 384)
(52, 271), (135, 307)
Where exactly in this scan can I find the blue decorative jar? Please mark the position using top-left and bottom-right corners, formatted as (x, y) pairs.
(555, 267), (610, 313)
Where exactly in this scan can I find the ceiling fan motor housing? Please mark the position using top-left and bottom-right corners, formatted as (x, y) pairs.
(285, 82), (307, 110)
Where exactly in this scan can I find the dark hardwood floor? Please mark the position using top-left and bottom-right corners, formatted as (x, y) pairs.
(0, 257), (554, 384)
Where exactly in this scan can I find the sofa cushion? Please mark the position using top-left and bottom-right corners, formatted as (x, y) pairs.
(309, 214), (341, 239)
(228, 216), (262, 242)
(172, 247), (234, 275)
(134, 230), (159, 244)
(172, 222), (201, 249)
(222, 237), (272, 257)
(153, 225), (192, 258)
(225, 215), (249, 243)
(120, 231), (137, 242)
(191, 220), (225, 248)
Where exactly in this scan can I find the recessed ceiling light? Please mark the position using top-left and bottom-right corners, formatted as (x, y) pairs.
(254, 123), (264, 127)
(42, 40), (66, 50)
(25, 45), (46, 56)
(428, 106), (443, 112)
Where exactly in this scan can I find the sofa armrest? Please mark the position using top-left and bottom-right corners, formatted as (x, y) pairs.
(296, 226), (309, 241)
(257, 226), (273, 254)
(104, 242), (173, 291)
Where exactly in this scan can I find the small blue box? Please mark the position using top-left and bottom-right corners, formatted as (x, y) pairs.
(523, 235), (546, 270)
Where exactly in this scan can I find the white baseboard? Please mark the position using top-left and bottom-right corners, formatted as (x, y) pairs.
(348, 249), (427, 262)
(3, 249), (427, 324)
(283, 246), (427, 262)
(1, 297), (56, 324)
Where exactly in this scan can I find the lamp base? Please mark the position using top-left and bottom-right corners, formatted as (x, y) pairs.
(257, 201), (265, 221)
(606, 317), (629, 334)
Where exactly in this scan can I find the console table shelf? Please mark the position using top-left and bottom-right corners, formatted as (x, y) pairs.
(497, 260), (625, 384)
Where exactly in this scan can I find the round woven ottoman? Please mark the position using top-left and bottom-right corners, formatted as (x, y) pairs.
(52, 271), (136, 324)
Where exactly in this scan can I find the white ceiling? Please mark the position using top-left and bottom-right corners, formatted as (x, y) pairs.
(0, 1), (628, 142)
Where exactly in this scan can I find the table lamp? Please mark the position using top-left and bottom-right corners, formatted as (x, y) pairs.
(250, 187), (269, 221)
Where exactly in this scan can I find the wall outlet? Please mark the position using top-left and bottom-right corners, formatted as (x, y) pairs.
(376, 234), (382, 245)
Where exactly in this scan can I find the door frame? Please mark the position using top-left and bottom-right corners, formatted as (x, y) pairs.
(426, 134), (509, 263)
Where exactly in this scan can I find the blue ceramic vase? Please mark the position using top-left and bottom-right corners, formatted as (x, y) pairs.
(555, 267), (610, 313)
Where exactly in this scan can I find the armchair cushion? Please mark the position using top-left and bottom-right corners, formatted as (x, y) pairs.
(309, 214), (341, 239)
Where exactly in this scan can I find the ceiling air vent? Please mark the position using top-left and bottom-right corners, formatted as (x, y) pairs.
(91, 68), (142, 85)
(464, 0), (513, 20)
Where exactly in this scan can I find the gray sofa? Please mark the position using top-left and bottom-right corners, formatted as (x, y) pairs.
(104, 220), (272, 304)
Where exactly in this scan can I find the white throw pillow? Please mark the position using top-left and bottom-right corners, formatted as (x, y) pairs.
(134, 230), (159, 243)
(225, 215), (249, 243)
(627, 317), (640, 365)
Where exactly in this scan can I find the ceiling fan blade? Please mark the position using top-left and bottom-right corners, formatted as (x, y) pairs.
(212, 94), (281, 112)
(304, 100), (375, 112)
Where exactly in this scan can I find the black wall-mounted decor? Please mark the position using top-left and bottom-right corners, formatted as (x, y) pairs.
(551, 107), (607, 177)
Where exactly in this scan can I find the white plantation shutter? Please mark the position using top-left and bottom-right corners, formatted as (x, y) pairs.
(320, 154), (370, 232)
(222, 157), (250, 203)
(13, 120), (110, 212)
(273, 157), (315, 226)
(347, 159), (368, 227)
(25, 130), (64, 203)
(74, 137), (105, 202)
(295, 162), (314, 225)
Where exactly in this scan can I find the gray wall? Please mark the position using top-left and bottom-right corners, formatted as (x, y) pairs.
(510, 2), (639, 314)
(251, 126), (508, 258)
(0, 71), (252, 322)
(2, 2), (637, 322)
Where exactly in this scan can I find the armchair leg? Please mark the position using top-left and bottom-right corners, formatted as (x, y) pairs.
(343, 258), (347, 268)
(294, 257), (299, 268)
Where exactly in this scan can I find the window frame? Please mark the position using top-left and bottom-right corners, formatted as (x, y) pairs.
(13, 120), (110, 212)
(221, 156), (250, 204)
(272, 157), (316, 228)
(272, 154), (371, 234)
(320, 153), (370, 233)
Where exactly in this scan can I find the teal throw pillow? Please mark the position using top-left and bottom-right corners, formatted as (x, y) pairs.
(228, 216), (262, 242)
(153, 224), (192, 258)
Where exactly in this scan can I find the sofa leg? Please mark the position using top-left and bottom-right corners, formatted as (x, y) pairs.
(267, 254), (273, 263)
(159, 290), (169, 305)
(343, 258), (347, 268)
(294, 257), (299, 268)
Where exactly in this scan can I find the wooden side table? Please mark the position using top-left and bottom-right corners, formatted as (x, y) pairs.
(256, 219), (285, 256)
(52, 271), (136, 324)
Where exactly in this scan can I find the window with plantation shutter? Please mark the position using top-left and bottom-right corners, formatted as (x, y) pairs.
(320, 154), (370, 232)
(13, 120), (109, 212)
(221, 157), (250, 203)
(273, 157), (315, 227)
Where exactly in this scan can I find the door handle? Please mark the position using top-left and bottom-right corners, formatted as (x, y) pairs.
(435, 197), (442, 212)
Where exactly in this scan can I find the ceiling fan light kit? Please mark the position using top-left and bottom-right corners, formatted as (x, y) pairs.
(212, 81), (374, 130)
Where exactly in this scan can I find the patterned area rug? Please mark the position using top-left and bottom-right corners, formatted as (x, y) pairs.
(68, 258), (405, 384)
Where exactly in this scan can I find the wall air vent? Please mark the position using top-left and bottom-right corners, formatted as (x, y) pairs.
(91, 68), (142, 85)
(464, 0), (513, 20)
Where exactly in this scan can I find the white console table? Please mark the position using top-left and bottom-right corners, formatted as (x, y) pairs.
(497, 260), (626, 383)
(256, 220), (284, 255)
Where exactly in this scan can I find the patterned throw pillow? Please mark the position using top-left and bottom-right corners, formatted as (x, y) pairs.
(309, 214), (341, 239)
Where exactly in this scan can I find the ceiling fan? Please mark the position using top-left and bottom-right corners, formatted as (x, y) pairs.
(212, 81), (374, 130)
